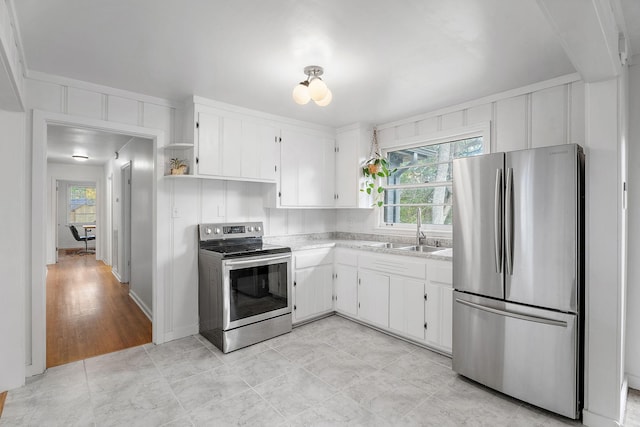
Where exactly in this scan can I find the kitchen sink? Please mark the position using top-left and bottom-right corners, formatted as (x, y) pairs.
(399, 245), (442, 253)
(366, 242), (413, 249)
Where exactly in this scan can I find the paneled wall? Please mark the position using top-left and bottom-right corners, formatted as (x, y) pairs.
(0, 109), (26, 391)
(626, 62), (640, 389)
(336, 75), (585, 234)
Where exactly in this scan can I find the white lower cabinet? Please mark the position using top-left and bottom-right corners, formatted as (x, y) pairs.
(291, 246), (453, 354)
(390, 277), (426, 341)
(293, 248), (334, 324)
(424, 259), (454, 353)
(334, 249), (359, 317)
(357, 269), (390, 328)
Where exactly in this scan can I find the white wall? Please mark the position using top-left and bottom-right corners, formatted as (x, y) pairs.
(111, 137), (154, 316)
(0, 109), (26, 391)
(626, 61), (640, 390)
(581, 77), (626, 427)
(46, 163), (104, 262)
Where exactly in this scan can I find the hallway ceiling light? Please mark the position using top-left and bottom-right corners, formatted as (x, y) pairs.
(292, 65), (332, 106)
(72, 154), (89, 161)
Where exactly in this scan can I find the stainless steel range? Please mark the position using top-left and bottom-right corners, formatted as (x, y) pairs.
(198, 222), (292, 353)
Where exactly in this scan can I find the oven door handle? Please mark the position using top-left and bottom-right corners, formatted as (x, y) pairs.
(223, 254), (291, 266)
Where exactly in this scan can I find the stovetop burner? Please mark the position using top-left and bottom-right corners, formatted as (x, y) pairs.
(198, 222), (291, 258)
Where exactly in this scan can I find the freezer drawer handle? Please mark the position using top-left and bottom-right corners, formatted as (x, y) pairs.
(455, 298), (567, 327)
(494, 169), (503, 274)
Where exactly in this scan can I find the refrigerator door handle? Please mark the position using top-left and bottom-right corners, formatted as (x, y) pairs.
(455, 298), (567, 327)
(494, 169), (503, 274)
(505, 167), (514, 275)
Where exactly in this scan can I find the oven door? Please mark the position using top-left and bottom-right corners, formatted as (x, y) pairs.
(222, 253), (292, 330)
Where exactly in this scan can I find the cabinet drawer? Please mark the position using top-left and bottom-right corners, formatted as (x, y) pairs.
(294, 248), (333, 269)
(426, 259), (452, 285)
(334, 249), (358, 266)
(359, 254), (426, 279)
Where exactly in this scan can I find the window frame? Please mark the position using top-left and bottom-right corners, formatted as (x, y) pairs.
(376, 122), (491, 237)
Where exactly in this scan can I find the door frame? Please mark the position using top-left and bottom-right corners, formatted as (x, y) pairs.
(30, 110), (167, 376)
(120, 162), (132, 283)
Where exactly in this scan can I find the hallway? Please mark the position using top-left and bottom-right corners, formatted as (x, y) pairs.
(46, 251), (152, 368)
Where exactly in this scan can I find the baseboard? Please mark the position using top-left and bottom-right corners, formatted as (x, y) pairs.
(621, 378), (628, 424)
(128, 290), (152, 321)
(111, 269), (122, 283)
(628, 373), (640, 390)
(582, 409), (623, 427)
(162, 323), (199, 343)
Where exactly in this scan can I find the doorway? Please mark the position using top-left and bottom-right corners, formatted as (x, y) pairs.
(55, 180), (97, 261)
(31, 112), (165, 374)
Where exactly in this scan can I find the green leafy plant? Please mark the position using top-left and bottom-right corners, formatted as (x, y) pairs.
(361, 155), (395, 207)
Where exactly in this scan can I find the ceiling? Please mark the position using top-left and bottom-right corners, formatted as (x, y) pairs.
(47, 125), (134, 166)
(12, 1), (640, 129)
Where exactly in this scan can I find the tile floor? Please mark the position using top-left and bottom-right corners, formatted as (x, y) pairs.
(1, 315), (637, 426)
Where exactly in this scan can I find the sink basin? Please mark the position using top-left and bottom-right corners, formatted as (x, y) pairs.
(399, 245), (443, 253)
(366, 242), (413, 249)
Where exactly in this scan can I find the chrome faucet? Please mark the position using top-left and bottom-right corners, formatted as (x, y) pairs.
(416, 207), (426, 246)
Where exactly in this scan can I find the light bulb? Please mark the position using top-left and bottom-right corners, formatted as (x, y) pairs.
(292, 82), (310, 105)
(308, 77), (328, 101)
(314, 89), (332, 106)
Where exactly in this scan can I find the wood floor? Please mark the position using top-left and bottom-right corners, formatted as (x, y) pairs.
(46, 251), (151, 368)
(0, 391), (6, 419)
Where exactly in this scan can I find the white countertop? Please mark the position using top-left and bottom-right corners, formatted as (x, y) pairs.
(265, 237), (452, 261)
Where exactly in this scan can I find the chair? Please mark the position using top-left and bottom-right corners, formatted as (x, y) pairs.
(69, 225), (96, 254)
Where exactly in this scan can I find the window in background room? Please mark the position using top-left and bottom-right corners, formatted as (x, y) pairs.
(68, 185), (97, 223)
(382, 136), (484, 228)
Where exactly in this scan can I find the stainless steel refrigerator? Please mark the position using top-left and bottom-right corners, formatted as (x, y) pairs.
(452, 143), (584, 419)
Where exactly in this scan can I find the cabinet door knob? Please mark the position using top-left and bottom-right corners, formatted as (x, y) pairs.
(424, 322), (428, 329)
(424, 294), (428, 301)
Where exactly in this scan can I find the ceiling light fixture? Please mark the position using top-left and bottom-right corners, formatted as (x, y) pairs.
(72, 154), (89, 161)
(292, 65), (332, 106)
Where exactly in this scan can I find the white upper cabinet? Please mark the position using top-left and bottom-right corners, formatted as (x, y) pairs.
(335, 125), (372, 208)
(197, 111), (223, 176)
(279, 128), (335, 207)
(196, 111), (279, 182)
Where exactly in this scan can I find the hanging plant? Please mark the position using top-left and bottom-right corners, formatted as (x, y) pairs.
(360, 128), (396, 207)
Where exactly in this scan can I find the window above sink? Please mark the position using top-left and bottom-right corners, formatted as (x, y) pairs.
(376, 123), (490, 235)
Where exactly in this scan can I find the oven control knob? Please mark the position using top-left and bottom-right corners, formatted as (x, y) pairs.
(256, 226), (262, 232)
(247, 226), (254, 232)
(205, 227), (212, 235)
(214, 228), (221, 234)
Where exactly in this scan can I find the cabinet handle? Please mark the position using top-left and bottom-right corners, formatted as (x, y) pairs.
(196, 157), (199, 164)
(424, 293), (428, 301)
(424, 322), (428, 330)
(294, 305), (296, 310)
(293, 281), (296, 287)
(358, 302), (361, 308)
(358, 278), (361, 285)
